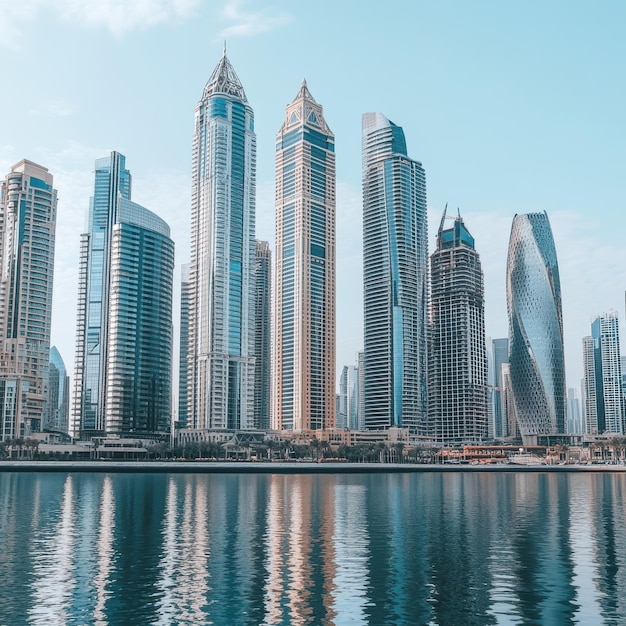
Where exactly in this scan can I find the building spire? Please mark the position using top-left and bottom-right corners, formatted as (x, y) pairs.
(202, 49), (248, 103)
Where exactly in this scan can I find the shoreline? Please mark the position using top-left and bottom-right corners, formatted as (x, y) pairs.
(1, 460), (626, 474)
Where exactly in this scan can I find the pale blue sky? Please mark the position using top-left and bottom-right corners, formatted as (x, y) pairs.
(1, 0), (625, 392)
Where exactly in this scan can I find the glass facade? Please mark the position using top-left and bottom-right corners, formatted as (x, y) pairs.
(189, 51), (256, 430)
(273, 81), (336, 431)
(362, 113), (428, 433)
(178, 264), (190, 429)
(428, 212), (487, 443)
(71, 152), (174, 438)
(506, 211), (565, 443)
(254, 241), (271, 430)
(0, 160), (57, 441)
(46, 345), (69, 433)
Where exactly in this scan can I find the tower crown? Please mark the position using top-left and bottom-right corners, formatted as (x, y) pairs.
(202, 51), (247, 102)
(280, 79), (332, 135)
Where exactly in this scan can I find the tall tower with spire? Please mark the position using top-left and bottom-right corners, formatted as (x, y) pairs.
(188, 50), (256, 430)
(273, 81), (336, 431)
(428, 209), (487, 443)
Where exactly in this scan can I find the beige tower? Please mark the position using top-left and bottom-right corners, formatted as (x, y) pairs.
(273, 81), (336, 431)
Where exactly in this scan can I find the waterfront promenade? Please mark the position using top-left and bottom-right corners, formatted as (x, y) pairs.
(1, 460), (625, 473)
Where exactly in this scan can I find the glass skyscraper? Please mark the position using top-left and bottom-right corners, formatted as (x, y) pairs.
(0, 160), (57, 441)
(188, 50), (256, 431)
(429, 210), (487, 443)
(491, 338), (509, 438)
(583, 312), (623, 434)
(46, 346), (69, 434)
(254, 240), (271, 430)
(273, 81), (336, 431)
(362, 113), (428, 433)
(178, 263), (190, 429)
(506, 211), (565, 445)
(71, 152), (174, 438)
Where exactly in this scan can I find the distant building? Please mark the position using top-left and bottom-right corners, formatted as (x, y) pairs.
(583, 312), (623, 434)
(46, 346), (69, 434)
(178, 263), (190, 429)
(506, 212), (565, 445)
(357, 350), (365, 431)
(582, 336), (597, 434)
(0, 160), (57, 441)
(254, 240), (271, 430)
(362, 112), (428, 433)
(71, 152), (174, 439)
(500, 363), (519, 441)
(273, 81), (336, 431)
(338, 366), (348, 429)
(566, 387), (583, 435)
(491, 338), (509, 438)
(428, 210), (488, 443)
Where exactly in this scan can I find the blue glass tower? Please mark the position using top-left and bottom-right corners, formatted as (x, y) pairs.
(46, 346), (69, 433)
(188, 50), (256, 430)
(506, 211), (565, 444)
(71, 152), (174, 438)
(362, 113), (428, 433)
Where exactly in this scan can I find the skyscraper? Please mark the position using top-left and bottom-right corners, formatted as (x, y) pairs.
(71, 152), (174, 439)
(254, 240), (271, 430)
(273, 81), (336, 431)
(178, 263), (190, 429)
(583, 312), (623, 434)
(506, 211), (565, 445)
(362, 112), (428, 433)
(188, 50), (256, 431)
(428, 210), (487, 443)
(0, 160), (57, 441)
(491, 338), (509, 438)
(46, 346), (69, 434)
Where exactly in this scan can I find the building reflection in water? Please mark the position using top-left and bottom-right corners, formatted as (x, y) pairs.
(3, 471), (626, 624)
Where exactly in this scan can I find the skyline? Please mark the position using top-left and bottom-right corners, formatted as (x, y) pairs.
(1, 0), (625, 392)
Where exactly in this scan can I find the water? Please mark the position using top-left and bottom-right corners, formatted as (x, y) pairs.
(1, 471), (626, 625)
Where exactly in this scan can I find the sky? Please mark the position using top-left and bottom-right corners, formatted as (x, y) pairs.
(0, 0), (625, 396)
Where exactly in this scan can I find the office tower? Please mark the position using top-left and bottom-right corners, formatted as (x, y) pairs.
(362, 112), (428, 433)
(506, 211), (565, 445)
(254, 240), (271, 430)
(582, 336), (597, 434)
(583, 312), (623, 434)
(492, 338), (509, 438)
(346, 364), (359, 430)
(0, 160), (57, 441)
(500, 363), (519, 441)
(71, 152), (174, 439)
(428, 210), (488, 443)
(188, 50), (256, 431)
(566, 387), (582, 435)
(338, 366), (348, 429)
(273, 80), (336, 431)
(178, 264), (190, 429)
(621, 355), (626, 431)
(357, 350), (365, 431)
(46, 346), (69, 433)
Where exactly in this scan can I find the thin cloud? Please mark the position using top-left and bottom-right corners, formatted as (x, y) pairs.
(0, 0), (200, 46)
(28, 100), (77, 118)
(218, 0), (291, 39)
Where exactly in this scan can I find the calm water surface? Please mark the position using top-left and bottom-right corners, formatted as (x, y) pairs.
(1, 471), (625, 625)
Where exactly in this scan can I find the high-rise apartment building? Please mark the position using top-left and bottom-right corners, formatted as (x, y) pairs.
(362, 112), (428, 433)
(273, 81), (336, 431)
(491, 338), (509, 438)
(357, 350), (365, 431)
(178, 263), (190, 429)
(254, 240), (271, 430)
(428, 210), (487, 443)
(506, 211), (565, 445)
(583, 312), (623, 434)
(188, 50), (256, 431)
(46, 346), (69, 433)
(566, 387), (583, 435)
(0, 160), (57, 441)
(71, 152), (174, 439)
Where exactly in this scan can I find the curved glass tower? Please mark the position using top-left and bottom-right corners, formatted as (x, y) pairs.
(506, 211), (565, 444)
(362, 113), (428, 433)
(71, 152), (174, 438)
(188, 51), (256, 431)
